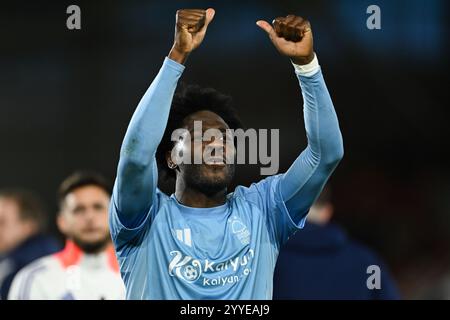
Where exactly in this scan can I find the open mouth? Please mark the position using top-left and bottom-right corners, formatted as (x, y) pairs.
(204, 157), (227, 166)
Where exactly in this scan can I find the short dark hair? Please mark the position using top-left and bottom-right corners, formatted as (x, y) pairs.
(156, 84), (244, 179)
(0, 189), (48, 232)
(58, 171), (111, 209)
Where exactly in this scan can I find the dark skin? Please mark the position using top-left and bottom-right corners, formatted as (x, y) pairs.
(167, 9), (315, 208)
(166, 110), (235, 208)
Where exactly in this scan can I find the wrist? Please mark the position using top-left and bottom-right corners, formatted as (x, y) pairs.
(291, 52), (315, 66)
(292, 53), (320, 77)
(168, 45), (190, 65)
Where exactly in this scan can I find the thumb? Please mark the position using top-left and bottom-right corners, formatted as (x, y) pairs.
(256, 20), (275, 37)
(204, 8), (215, 27)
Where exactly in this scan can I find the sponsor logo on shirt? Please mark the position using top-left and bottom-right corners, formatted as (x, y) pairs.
(168, 251), (202, 282)
(168, 249), (255, 286)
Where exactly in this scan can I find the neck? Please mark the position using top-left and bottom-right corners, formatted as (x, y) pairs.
(175, 179), (227, 208)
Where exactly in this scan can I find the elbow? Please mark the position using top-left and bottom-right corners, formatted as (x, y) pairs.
(119, 156), (151, 175)
(119, 137), (154, 169)
(118, 150), (153, 178)
(334, 140), (345, 162)
(323, 137), (344, 167)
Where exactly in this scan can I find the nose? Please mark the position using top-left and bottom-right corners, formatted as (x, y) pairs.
(84, 208), (97, 222)
(207, 136), (224, 150)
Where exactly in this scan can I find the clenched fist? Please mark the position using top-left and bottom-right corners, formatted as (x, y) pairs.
(169, 8), (215, 64)
(257, 15), (314, 65)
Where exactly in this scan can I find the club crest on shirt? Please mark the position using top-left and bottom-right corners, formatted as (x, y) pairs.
(228, 216), (250, 245)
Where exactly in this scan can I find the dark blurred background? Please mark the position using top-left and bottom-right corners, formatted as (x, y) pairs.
(1, 0), (449, 298)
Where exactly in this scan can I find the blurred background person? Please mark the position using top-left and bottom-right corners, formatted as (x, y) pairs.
(0, 189), (60, 300)
(8, 172), (125, 300)
(273, 186), (400, 300)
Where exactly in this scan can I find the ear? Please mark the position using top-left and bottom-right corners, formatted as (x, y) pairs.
(56, 211), (69, 236)
(166, 150), (178, 170)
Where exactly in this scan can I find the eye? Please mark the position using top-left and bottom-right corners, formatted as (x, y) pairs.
(73, 206), (85, 214)
(93, 203), (105, 211)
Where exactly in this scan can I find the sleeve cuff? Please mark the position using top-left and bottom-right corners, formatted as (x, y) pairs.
(292, 54), (320, 77)
(164, 56), (186, 73)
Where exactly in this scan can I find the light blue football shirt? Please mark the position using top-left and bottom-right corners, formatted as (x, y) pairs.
(110, 174), (305, 300)
(109, 56), (343, 300)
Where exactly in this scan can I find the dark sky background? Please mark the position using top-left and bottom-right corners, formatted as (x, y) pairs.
(1, 0), (449, 298)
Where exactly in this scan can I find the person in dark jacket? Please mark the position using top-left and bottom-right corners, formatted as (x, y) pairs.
(273, 187), (400, 300)
(0, 189), (61, 299)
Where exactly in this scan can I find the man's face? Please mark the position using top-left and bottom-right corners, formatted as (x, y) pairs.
(168, 110), (236, 195)
(0, 197), (35, 255)
(58, 185), (111, 254)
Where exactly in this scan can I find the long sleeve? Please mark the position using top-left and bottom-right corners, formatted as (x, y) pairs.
(112, 57), (185, 228)
(280, 59), (344, 224)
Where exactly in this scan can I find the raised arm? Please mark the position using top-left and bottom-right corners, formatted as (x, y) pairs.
(113, 9), (215, 228)
(257, 15), (344, 225)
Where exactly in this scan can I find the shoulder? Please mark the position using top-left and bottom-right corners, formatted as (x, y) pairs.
(8, 254), (58, 299)
(14, 254), (58, 279)
(231, 175), (283, 208)
(110, 187), (170, 214)
(233, 175), (282, 198)
(155, 188), (170, 203)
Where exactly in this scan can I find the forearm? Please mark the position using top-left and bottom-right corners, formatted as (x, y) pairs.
(111, 8), (212, 228)
(281, 59), (344, 221)
(114, 57), (185, 221)
(120, 57), (184, 164)
(298, 68), (343, 164)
